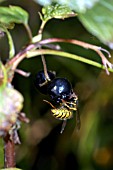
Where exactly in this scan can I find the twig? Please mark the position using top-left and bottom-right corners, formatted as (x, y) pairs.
(39, 38), (112, 74)
(27, 49), (113, 73)
(3, 133), (16, 168)
(6, 37), (113, 81)
(24, 24), (32, 42)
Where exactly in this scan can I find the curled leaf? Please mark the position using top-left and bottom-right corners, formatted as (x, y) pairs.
(0, 5), (29, 26)
(42, 4), (77, 21)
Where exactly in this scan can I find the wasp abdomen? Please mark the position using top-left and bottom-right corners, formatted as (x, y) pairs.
(51, 108), (73, 120)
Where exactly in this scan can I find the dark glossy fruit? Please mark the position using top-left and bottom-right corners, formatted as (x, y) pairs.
(47, 78), (73, 103)
(34, 70), (55, 94)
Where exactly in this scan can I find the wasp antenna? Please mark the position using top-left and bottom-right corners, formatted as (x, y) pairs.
(43, 99), (56, 109)
(60, 120), (67, 134)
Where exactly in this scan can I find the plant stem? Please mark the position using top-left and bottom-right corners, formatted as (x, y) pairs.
(6, 37), (113, 79)
(39, 38), (111, 60)
(38, 20), (47, 36)
(41, 55), (50, 80)
(3, 133), (16, 168)
(24, 24), (32, 42)
(27, 49), (113, 73)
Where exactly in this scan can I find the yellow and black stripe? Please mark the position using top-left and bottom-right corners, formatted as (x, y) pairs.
(51, 108), (73, 120)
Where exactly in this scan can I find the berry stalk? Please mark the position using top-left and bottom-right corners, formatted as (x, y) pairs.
(3, 133), (16, 168)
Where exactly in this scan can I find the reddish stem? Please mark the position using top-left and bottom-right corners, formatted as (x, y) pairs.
(7, 37), (110, 71)
(4, 133), (16, 168)
(6, 37), (111, 82)
(39, 38), (109, 59)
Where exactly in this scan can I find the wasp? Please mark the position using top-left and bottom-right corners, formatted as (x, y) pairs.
(43, 93), (80, 133)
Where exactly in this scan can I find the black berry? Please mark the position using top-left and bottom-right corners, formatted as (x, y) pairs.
(34, 70), (56, 94)
(47, 78), (73, 103)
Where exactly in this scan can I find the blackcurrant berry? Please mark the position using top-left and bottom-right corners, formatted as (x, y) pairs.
(34, 70), (56, 94)
(47, 78), (73, 103)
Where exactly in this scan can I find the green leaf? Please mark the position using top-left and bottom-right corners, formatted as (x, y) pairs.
(34, 0), (99, 13)
(0, 6), (30, 45)
(0, 5), (28, 57)
(60, 0), (99, 13)
(42, 4), (76, 21)
(78, 0), (113, 48)
(0, 5), (29, 27)
(36, 0), (113, 48)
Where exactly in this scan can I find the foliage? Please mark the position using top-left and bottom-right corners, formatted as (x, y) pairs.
(35, 0), (113, 48)
(0, 6), (28, 25)
(0, 1), (113, 170)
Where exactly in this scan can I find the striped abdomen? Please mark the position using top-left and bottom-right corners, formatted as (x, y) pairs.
(51, 108), (73, 120)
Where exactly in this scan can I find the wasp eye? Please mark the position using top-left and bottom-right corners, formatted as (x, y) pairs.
(34, 70), (56, 94)
(47, 78), (73, 103)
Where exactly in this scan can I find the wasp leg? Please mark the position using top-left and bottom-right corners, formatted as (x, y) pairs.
(60, 120), (67, 134)
(76, 110), (81, 131)
(43, 99), (56, 109)
(61, 100), (77, 111)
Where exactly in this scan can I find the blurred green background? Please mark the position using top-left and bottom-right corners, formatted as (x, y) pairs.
(1, 0), (113, 170)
